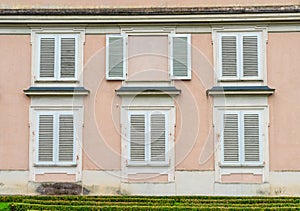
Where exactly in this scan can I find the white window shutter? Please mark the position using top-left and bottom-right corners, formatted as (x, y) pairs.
(38, 115), (54, 162)
(130, 114), (145, 162)
(39, 37), (55, 78)
(243, 35), (259, 77)
(60, 37), (76, 78)
(58, 114), (74, 162)
(223, 113), (239, 162)
(107, 36), (125, 79)
(243, 113), (260, 162)
(150, 114), (166, 162)
(172, 35), (190, 79)
(221, 36), (237, 77)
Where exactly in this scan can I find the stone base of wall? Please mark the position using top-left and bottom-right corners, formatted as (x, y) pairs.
(0, 170), (299, 196)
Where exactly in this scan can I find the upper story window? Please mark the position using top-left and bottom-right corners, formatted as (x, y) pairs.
(31, 29), (85, 84)
(106, 34), (191, 80)
(37, 34), (78, 80)
(213, 27), (267, 84)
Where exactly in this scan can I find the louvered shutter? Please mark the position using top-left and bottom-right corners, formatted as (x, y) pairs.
(58, 114), (74, 162)
(60, 37), (76, 78)
(172, 36), (190, 78)
(150, 114), (166, 162)
(223, 113), (239, 162)
(38, 115), (54, 162)
(244, 113), (260, 162)
(130, 114), (145, 162)
(243, 36), (259, 77)
(107, 36), (124, 79)
(221, 36), (237, 78)
(39, 37), (55, 78)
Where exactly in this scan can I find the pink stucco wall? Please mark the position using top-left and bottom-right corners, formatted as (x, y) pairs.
(0, 35), (30, 170)
(174, 34), (214, 170)
(268, 33), (300, 171)
(0, 0), (298, 9)
(128, 36), (168, 81)
(83, 35), (122, 170)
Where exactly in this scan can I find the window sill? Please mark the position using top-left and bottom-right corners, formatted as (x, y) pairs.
(34, 164), (77, 167)
(126, 163), (170, 167)
(35, 79), (80, 83)
(218, 79), (263, 82)
(218, 162), (265, 168)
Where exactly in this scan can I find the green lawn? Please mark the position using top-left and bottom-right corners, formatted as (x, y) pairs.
(0, 203), (9, 211)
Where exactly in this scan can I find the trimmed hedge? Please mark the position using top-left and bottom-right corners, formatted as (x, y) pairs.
(3, 195), (300, 211)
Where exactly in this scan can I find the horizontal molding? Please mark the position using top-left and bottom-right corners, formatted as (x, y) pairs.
(24, 86), (89, 96)
(1, 13), (300, 24)
(1, 24), (300, 34)
(207, 86), (275, 96)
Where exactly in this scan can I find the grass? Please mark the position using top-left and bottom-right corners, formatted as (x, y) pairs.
(0, 203), (9, 211)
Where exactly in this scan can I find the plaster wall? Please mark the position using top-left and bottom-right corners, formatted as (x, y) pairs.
(83, 35), (122, 170)
(0, 35), (30, 170)
(267, 33), (300, 171)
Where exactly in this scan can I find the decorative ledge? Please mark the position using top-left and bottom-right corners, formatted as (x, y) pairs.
(116, 86), (181, 96)
(24, 87), (89, 96)
(207, 86), (275, 96)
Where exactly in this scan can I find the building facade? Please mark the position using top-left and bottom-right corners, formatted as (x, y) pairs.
(0, 1), (300, 195)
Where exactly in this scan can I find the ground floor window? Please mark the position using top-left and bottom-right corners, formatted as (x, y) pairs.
(221, 110), (262, 165)
(36, 111), (76, 165)
(128, 110), (168, 165)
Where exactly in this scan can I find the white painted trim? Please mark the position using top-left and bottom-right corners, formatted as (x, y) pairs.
(212, 26), (267, 86)
(2, 24), (300, 35)
(121, 26), (175, 35)
(31, 28), (85, 86)
(213, 104), (269, 183)
(30, 106), (84, 182)
(120, 95), (175, 183)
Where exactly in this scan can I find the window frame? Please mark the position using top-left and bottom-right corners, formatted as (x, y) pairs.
(127, 110), (169, 165)
(106, 33), (191, 81)
(36, 34), (79, 81)
(106, 34), (127, 80)
(217, 31), (263, 81)
(35, 110), (76, 166)
(169, 34), (192, 80)
(220, 110), (263, 166)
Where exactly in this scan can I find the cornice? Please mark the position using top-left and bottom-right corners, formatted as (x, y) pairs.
(0, 5), (299, 24)
(0, 5), (299, 16)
